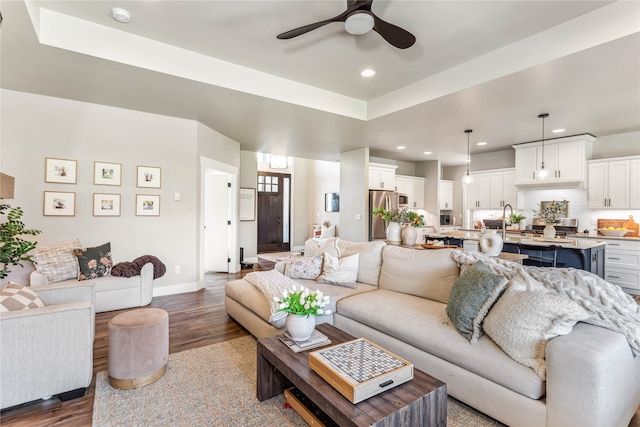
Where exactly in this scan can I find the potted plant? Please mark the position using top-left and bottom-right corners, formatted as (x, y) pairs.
(273, 284), (331, 341)
(372, 208), (424, 245)
(508, 211), (527, 230)
(0, 202), (41, 279)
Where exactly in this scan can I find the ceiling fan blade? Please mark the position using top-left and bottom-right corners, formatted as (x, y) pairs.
(371, 13), (416, 49)
(277, 19), (339, 39)
(277, 0), (371, 40)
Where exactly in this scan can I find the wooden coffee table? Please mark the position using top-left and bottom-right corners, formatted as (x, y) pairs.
(257, 323), (447, 427)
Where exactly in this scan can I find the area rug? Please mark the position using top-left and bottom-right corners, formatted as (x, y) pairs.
(93, 336), (503, 426)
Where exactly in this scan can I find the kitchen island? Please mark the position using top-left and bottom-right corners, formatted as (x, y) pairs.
(425, 230), (606, 278)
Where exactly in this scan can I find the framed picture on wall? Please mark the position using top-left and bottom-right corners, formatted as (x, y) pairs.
(43, 191), (76, 216)
(325, 192), (339, 212)
(239, 188), (255, 221)
(45, 157), (77, 184)
(94, 161), (122, 186)
(136, 194), (160, 216)
(137, 166), (161, 188)
(93, 193), (121, 216)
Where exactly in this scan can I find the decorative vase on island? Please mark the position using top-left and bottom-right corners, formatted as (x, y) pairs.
(285, 314), (315, 342)
(401, 226), (418, 246)
(543, 224), (556, 239)
(479, 230), (503, 257)
(386, 222), (401, 245)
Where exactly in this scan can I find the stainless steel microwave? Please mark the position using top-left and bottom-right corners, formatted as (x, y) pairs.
(398, 194), (409, 206)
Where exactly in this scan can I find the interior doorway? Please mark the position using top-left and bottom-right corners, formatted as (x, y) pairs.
(257, 172), (291, 253)
(200, 156), (239, 278)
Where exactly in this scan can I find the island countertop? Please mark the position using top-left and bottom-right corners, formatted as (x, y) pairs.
(426, 232), (607, 249)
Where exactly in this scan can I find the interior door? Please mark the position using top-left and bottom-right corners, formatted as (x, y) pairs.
(204, 172), (230, 272)
(257, 172), (291, 253)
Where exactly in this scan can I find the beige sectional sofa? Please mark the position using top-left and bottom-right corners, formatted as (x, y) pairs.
(225, 237), (640, 427)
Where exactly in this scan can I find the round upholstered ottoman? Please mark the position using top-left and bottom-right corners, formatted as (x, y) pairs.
(108, 308), (169, 389)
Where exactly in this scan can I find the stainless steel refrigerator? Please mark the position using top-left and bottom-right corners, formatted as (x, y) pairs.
(369, 190), (399, 241)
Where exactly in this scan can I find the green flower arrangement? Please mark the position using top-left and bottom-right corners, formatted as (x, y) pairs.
(273, 285), (331, 317)
(372, 207), (424, 227)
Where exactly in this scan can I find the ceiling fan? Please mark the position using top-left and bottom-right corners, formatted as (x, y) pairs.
(276, 0), (416, 49)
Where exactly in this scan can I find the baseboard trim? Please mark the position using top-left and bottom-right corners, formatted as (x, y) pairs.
(152, 282), (199, 297)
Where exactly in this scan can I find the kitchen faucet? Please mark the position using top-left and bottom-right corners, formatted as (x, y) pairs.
(502, 204), (513, 240)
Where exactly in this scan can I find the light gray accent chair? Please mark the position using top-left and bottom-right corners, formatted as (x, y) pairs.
(0, 281), (95, 410)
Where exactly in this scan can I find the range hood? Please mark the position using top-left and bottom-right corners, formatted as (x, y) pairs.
(515, 179), (586, 190)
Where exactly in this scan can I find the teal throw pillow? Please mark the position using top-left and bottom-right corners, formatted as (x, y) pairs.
(446, 260), (508, 343)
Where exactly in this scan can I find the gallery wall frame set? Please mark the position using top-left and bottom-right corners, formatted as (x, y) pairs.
(136, 194), (160, 216)
(93, 193), (121, 216)
(137, 166), (161, 188)
(43, 191), (76, 216)
(94, 161), (122, 186)
(45, 157), (77, 184)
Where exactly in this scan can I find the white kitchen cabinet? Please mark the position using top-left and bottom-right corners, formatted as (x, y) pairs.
(396, 175), (425, 209)
(513, 135), (594, 187)
(369, 163), (397, 190)
(409, 177), (425, 209)
(587, 158), (630, 209)
(489, 169), (516, 209)
(465, 172), (491, 209)
(630, 158), (640, 209)
(439, 180), (453, 210)
(602, 238), (640, 291)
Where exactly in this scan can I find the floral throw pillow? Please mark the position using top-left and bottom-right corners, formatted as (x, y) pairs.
(285, 256), (323, 280)
(74, 242), (113, 281)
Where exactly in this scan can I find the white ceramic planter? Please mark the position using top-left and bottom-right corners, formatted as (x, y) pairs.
(386, 222), (401, 245)
(286, 314), (315, 342)
(480, 230), (503, 256)
(401, 226), (418, 246)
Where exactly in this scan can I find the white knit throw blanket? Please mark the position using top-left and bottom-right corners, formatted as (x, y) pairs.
(243, 269), (299, 325)
(450, 251), (640, 357)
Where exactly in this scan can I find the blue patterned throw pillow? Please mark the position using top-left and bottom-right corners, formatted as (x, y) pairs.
(285, 256), (323, 280)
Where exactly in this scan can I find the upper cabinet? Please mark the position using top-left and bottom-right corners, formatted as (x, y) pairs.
(513, 135), (594, 188)
(466, 169), (515, 210)
(397, 175), (425, 209)
(490, 169), (517, 208)
(439, 180), (453, 210)
(466, 172), (491, 209)
(369, 163), (397, 190)
(587, 156), (640, 210)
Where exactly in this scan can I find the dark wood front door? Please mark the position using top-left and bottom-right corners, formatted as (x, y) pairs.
(257, 172), (290, 253)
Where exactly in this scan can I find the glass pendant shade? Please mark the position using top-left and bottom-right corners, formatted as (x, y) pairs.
(462, 129), (474, 186)
(461, 173), (474, 185)
(535, 113), (549, 180)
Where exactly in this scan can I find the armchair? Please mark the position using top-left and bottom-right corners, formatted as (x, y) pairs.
(0, 281), (95, 409)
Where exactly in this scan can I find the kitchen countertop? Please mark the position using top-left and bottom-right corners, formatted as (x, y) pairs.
(569, 233), (640, 242)
(426, 232), (607, 249)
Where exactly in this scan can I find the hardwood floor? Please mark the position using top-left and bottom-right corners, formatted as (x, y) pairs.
(0, 270), (254, 427)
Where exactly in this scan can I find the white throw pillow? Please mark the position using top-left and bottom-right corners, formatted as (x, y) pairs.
(284, 256), (323, 280)
(320, 225), (336, 238)
(317, 252), (359, 288)
(483, 275), (589, 379)
(30, 239), (82, 283)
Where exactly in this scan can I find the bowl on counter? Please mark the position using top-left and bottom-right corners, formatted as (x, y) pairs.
(597, 228), (630, 237)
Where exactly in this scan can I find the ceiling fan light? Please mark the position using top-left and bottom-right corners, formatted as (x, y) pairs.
(345, 12), (374, 35)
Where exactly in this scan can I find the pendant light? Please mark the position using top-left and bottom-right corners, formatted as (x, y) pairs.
(461, 129), (474, 185)
(535, 113), (549, 180)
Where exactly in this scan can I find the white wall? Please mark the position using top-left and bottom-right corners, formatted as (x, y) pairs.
(340, 148), (369, 242)
(592, 131), (640, 159)
(1, 89), (240, 292)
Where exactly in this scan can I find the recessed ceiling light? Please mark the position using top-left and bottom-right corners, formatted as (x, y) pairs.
(397, 146), (405, 150)
(112, 8), (131, 23)
(477, 142), (487, 146)
(424, 151), (432, 155)
(552, 128), (566, 133)
(361, 69), (375, 77)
